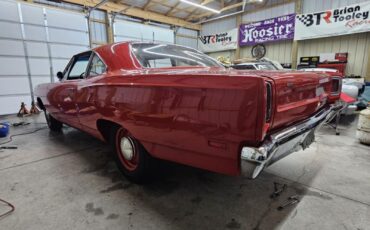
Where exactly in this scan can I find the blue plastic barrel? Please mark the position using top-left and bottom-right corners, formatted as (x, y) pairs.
(0, 122), (10, 138)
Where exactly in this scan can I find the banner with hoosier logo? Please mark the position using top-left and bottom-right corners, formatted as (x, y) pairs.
(239, 14), (296, 46)
(295, 1), (370, 40)
(198, 28), (238, 52)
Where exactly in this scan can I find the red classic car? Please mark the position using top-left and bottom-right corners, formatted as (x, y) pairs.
(35, 42), (341, 182)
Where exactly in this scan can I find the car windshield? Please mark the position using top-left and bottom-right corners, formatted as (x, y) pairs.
(131, 43), (222, 68)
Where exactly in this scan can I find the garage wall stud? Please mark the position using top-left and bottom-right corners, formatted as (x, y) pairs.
(43, 7), (55, 83)
(17, 3), (34, 101)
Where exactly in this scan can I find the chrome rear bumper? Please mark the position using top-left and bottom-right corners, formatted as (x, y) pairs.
(241, 105), (340, 179)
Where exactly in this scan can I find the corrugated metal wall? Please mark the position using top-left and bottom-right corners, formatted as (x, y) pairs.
(302, 0), (370, 13)
(89, 10), (108, 47)
(200, 17), (237, 34)
(242, 0), (295, 22)
(240, 40), (293, 64)
(298, 32), (370, 77)
(175, 28), (198, 49)
(113, 17), (174, 44)
(0, 0), (90, 115)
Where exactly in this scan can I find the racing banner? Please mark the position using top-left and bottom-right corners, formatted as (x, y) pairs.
(198, 28), (238, 52)
(239, 14), (295, 46)
(295, 1), (370, 40)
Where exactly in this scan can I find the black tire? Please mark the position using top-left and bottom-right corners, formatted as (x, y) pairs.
(110, 126), (151, 183)
(44, 110), (63, 132)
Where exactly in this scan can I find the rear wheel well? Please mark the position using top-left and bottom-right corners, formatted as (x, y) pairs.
(96, 119), (122, 143)
(37, 97), (45, 111)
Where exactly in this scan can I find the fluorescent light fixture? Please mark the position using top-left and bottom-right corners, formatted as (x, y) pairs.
(180, 0), (221, 14)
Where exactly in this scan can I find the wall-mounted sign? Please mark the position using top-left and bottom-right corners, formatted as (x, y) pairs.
(198, 28), (238, 52)
(239, 14), (295, 46)
(295, 2), (370, 40)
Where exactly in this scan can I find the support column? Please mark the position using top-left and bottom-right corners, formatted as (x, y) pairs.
(106, 10), (114, 44)
(291, 40), (299, 69)
(366, 39), (370, 82)
(291, 0), (302, 69)
(234, 14), (242, 61)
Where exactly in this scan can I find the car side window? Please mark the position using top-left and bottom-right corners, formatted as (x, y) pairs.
(86, 54), (106, 78)
(66, 52), (91, 80)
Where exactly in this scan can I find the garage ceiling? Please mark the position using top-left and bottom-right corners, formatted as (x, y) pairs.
(120, 0), (243, 21)
(61, 0), (250, 30)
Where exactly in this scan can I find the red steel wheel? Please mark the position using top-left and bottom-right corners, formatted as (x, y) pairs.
(115, 128), (139, 172)
(111, 127), (151, 183)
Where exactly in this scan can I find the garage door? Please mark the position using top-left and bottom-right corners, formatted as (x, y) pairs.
(113, 19), (174, 44)
(0, 0), (89, 115)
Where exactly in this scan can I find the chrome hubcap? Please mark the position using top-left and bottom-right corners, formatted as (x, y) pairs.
(119, 137), (134, 160)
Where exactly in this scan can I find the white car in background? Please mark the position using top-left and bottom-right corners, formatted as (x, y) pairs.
(231, 62), (277, 70)
(231, 57), (285, 71)
(300, 68), (365, 99)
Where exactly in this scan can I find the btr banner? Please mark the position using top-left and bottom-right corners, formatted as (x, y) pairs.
(295, 2), (370, 40)
(239, 14), (295, 46)
(198, 28), (238, 52)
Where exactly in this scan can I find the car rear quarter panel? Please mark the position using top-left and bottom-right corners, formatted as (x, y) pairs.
(83, 74), (265, 175)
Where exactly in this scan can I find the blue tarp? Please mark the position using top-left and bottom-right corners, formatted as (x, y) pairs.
(360, 86), (370, 103)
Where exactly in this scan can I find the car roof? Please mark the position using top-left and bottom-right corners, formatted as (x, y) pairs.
(92, 41), (140, 70)
(90, 41), (205, 71)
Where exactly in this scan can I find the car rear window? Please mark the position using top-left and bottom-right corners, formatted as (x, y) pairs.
(131, 43), (222, 68)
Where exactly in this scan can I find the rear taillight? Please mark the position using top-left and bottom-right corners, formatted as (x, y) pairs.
(265, 81), (272, 122)
(331, 77), (342, 95)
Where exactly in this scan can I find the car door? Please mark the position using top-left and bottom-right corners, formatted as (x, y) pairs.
(75, 52), (108, 134)
(56, 51), (92, 128)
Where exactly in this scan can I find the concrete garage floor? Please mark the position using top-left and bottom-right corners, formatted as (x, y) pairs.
(0, 114), (369, 230)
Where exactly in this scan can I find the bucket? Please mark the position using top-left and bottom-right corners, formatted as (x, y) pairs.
(0, 122), (10, 138)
